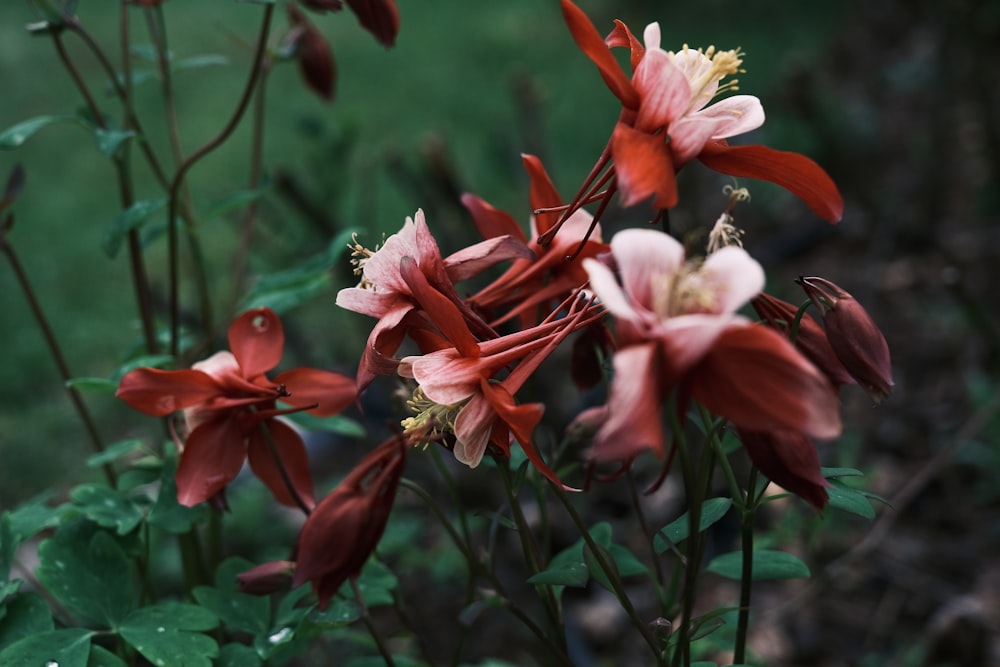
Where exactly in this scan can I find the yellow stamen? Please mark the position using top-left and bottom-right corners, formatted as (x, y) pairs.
(673, 44), (746, 112)
(652, 260), (720, 318)
(400, 386), (464, 449)
(347, 232), (385, 288)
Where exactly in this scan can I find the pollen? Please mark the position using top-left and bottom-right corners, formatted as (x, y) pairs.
(347, 232), (385, 288)
(652, 262), (721, 318)
(401, 386), (463, 449)
(673, 44), (746, 112)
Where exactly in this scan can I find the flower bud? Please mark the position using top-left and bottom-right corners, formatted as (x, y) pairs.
(237, 560), (296, 596)
(751, 292), (855, 388)
(738, 429), (830, 510)
(286, 2), (336, 101)
(293, 436), (405, 609)
(797, 277), (893, 403)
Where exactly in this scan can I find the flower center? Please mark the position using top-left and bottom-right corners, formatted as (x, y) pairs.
(672, 44), (745, 113)
(652, 262), (720, 318)
(400, 386), (465, 448)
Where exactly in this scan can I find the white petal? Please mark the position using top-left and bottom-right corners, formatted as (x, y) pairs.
(642, 22), (661, 50)
(702, 246), (765, 314)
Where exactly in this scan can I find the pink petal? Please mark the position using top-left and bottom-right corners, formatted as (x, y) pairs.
(690, 324), (842, 439)
(589, 343), (666, 462)
(633, 47), (692, 132)
(610, 227), (685, 311)
(611, 122), (677, 208)
(399, 256), (480, 358)
(273, 367), (356, 416)
(247, 419), (316, 510)
(228, 308), (285, 378)
(117, 367), (221, 416)
(560, 0), (638, 109)
(699, 95), (765, 139)
(453, 392), (495, 467)
(700, 246), (765, 314)
(175, 414), (248, 507)
(698, 141), (844, 223)
(668, 114), (726, 166)
(445, 235), (533, 283)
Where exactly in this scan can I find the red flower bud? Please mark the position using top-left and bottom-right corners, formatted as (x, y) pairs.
(237, 560), (296, 596)
(751, 292), (855, 388)
(286, 2), (337, 101)
(300, 0), (344, 12)
(797, 277), (893, 403)
(344, 0), (399, 47)
(292, 436), (405, 609)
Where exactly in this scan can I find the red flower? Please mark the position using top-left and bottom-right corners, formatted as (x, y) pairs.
(559, 0), (843, 223)
(116, 308), (356, 508)
(336, 209), (530, 390)
(464, 154), (609, 327)
(738, 429), (830, 510)
(581, 229), (841, 470)
(798, 276), (894, 403)
(293, 436), (405, 609)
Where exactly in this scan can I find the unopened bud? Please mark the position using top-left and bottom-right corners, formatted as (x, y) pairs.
(237, 560), (296, 596)
(797, 277), (893, 403)
(751, 293), (854, 388)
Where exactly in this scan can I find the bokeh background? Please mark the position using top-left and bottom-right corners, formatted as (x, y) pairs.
(2, 0), (999, 665)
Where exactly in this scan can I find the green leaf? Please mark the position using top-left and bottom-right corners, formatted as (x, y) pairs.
(145, 457), (207, 533)
(36, 530), (135, 627)
(85, 439), (146, 469)
(217, 643), (262, 667)
(654, 498), (733, 553)
(0, 115), (79, 149)
(281, 411), (366, 438)
(69, 484), (144, 535)
(820, 467), (864, 479)
(345, 657), (428, 667)
(526, 561), (589, 587)
(192, 558), (269, 636)
(707, 549), (811, 581)
(826, 482), (876, 519)
(119, 602), (218, 667)
(0, 593), (53, 651)
(0, 628), (93, 667)
(64, 377), (117, 394)
(94, 128), (134, 157)
(310, 597), (362, 626)
(88, 644), (127, 667)
(101, 198), (166, 258)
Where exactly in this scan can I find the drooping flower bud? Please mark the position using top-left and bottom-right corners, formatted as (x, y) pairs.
(292, 436), (405, 609)
(751, 292), (855, 389)
(797, 276), (893, 403)
(738, 429), (830, 510)
(237, 560), (296, 596)
(286, 2), (336, 101)
(344, 0), (400, 47)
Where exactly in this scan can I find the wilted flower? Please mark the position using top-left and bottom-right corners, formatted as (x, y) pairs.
(116, 308), (356, 508)
(293, 436), (405, 609)
(797, 276), (894, 403)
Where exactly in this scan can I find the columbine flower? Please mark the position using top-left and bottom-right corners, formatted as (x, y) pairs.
(293, 436), (405, 609)
(399, 292), (601, 487)
(738, 429), (830, 509)
(558, 0), (843, 223)
(581, 228), (841, 470)
(336, 209), (530, 390)
(465, 154), (609, 327)
(797, 276), (894, 403)
(116, 308), (356, 508)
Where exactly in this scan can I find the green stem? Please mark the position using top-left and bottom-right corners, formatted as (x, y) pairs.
(733, 467), (760, 664)
(497, 459), (565, 645)
(627, 469), (669, 612)
(400, 478), (573, 666)
(550, 482), (665, 664)
(0, 234), (115, 486)
(167, 4), (274, 357)
(351, 579), (397, 667)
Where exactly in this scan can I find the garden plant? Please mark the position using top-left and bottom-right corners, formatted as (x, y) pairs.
(0, 1), (894, 665)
